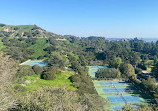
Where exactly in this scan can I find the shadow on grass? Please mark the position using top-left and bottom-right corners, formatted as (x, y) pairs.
(126, 85), (154, 104)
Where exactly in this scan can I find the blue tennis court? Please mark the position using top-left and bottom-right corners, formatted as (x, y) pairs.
(30, 61), (48, 67)
(107, 96), (124, 103)
(112, 105), (139, 111)
(99, 82), (126, 86)
(20, 60), (48, 67)
(103, 88), (118, 93)
(107, 96), (142, 103)
(103, 88), (132, 93)
(124, 96), (142, 103)
(97, 66), (107, 68)
(89, 66), (107, 69)
(89, 66), (98, 68)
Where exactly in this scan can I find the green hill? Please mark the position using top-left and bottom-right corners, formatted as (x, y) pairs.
(28, 38), (50, 58)
(0, 23), (61, 38)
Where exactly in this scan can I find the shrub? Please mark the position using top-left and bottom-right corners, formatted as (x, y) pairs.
(0, 85), (17, 110)
(15, 87), (107, 111)
(41, 67), (61, 80)
(14, 85), (26, 92)
(135, 68), (142, 74)
(48, 52), (67, 69)
(32, 65), (43, 74)
(15, 65), (35, 79)
(96, 68), (120, 78)
(138, 63), (147, 70)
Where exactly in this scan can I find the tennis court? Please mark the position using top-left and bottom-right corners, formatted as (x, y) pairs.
(103, 88), (132, 93)
(112, 105), (139, 111)
(88, 66), (149, 111)
(107, 96), (142, 103)
(99, 82), (126, 87)
(20, 59), (48, 67)
(88, 66), (107, 78)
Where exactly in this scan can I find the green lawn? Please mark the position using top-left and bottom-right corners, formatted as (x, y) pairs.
(15, 70), (77, 93)
(28, 38), (50, 58)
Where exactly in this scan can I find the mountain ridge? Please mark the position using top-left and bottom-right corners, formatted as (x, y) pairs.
(0, 23), (62, 39)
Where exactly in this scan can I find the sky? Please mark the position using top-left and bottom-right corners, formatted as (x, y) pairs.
(0, 0), (158, 38)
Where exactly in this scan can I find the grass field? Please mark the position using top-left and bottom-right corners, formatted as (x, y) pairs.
(14, 70), (77, 93)
(28, 38), (50, 58)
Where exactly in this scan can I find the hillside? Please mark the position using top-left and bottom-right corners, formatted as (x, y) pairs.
(1, 23), (158, 110)
(0, 23), (61, 38)
(28, 38), (50, 58)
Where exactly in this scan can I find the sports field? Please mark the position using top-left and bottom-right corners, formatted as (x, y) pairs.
(88, 66), (107, 78)
(20, 59), (48, 67)
(88, 66), (150, 111)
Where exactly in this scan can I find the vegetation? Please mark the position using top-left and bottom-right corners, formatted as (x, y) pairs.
(14, 70), (77, 92)
(1, 24), (158, 110)
(28, 38), (49, 58)
(96, 68), (120, 78)
(0, 85), (17, 110)
(32, 65), (43, 74)
(14, 87), (108, 111)
(14, 65), (35, 79)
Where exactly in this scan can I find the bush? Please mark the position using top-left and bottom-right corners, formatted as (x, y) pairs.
(138, 63), (147, 70)
(70, 74), (97, 94)
(0, 85), (17, 110)
(15, 65), (35, 79)
(135, 68), (142, 74)
(48, 52), (67, 69)
(14, 85), (26, 92)
(32, 65), (43, 74)
(15, 87), (107, 111)
(37, 56), (44, 60)
(41, 67), (61, 80)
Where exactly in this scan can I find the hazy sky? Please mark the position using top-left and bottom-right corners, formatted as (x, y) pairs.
(0, 0), (158, 38)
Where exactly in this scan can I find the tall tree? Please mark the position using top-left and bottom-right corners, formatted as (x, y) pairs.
(109, 57), (122, 69)
(120, 63), (136, 78)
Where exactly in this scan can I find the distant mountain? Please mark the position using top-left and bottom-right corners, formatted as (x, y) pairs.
(106, 37), (158, 42)
(0, 23), (61, 38)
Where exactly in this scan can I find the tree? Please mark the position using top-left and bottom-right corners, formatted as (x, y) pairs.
(32, 65), (43, 74)
(16, 87), (107, 111)
(130, 52), (141, 68)
(152, 62), (158, 77)
(109, 57), (122, 69)
(44, 46), (57, 52)
(120, 63), (136, 78)
(48, 52), (67, 69)
(79, 55), (87, 66)
(15, 65), (35, 79)
(135, 68), (142, 74)
(41, 67), (61, 80)
(96, 68), (120, 78)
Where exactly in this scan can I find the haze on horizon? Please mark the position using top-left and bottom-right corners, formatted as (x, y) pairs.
(0, 0), (158, 38)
